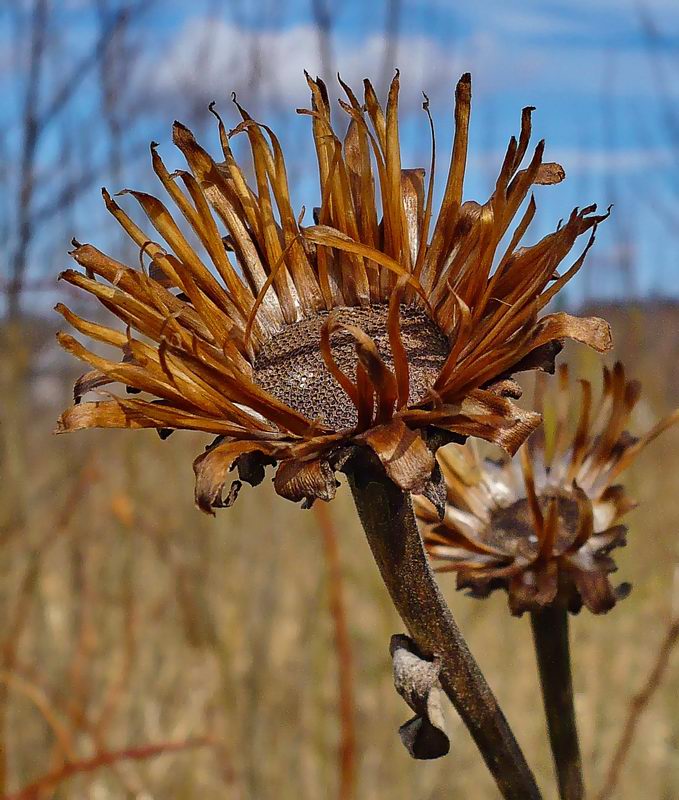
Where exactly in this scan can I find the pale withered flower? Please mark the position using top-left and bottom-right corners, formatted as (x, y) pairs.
(56, 73), (611, 512)
(418, 363), (679, 614)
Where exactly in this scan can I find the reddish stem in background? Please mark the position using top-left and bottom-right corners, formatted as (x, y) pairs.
(0, 462), (98, 796)
(3, 737), (213, 800)
(313, 502), (357, 800)
(595, 617), (679, 800)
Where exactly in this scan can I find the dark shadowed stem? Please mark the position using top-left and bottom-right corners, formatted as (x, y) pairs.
(595, 617), (679, 800)
(530, 606), (584, 800)
(313, 503), (357, 800)
(348, 464), (541, 800)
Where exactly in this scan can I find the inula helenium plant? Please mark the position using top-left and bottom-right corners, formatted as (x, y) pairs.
(56, 73), (611, 514)
(55, 72), (626, 800)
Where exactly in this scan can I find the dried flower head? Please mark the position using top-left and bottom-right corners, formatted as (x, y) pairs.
(56, 73), (612, 513)
(418, 362), (679, 615)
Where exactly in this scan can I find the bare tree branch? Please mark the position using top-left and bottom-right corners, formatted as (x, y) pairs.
(311, 0), (334, 81)
(380, 0), (402, 97)
(6, 0), (48, 319)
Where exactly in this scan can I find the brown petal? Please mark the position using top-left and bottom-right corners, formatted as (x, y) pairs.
(426, 73), (471, 278)
(360, 419), (435, 493)
(456, 572), (497, 599)
(57, 399), (159, 433)
(319, 316), (360, 409)
(520, 446), (544, 531)
(399, 395), (541, 457)
(464, 391), (542, 455)
(606, 407), (679, 484)
(236, 450), (277, 487)
(483, 377), (523, 399)
(596, 485), (636, 524)
(400, 169), (425, 268)
(302, 224), (429, 305)
(504, 340), (563, 377)
(533, 561), (559, 606)
(529, 312), (612, 354)
(56, 396), (260, 437)
(507, 572), (538, 616)
(572, 569), (617, 614)
(193, 440), (278, 514)
(564, 486), (594, 553)
(273, 457), (338, 506)
(73, 369), (114, 402)
(567, 379), (594, 481)
(387, 276), (411, 409)
(338, 322), (398, 424)
(534, 162), (565, 185)
(589, 524), (628, 555)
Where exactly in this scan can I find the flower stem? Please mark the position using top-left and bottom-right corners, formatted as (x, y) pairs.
(313, 502), (357, 800)
(347, 462), (541, 800)
(530, 606), (584, 800)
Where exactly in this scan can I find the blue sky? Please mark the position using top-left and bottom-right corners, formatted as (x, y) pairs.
(3, 0), (679, 311)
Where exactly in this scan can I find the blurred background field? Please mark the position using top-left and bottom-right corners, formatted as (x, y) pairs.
(2, 1), (679, 798)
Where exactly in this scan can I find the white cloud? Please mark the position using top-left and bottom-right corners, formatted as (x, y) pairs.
(457, 5), (594, 39)
(150, 18), (466, 115)
(148, 10), (679, 129)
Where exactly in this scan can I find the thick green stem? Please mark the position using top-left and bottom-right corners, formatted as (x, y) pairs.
(530, 606), (584, 800)
(348, 464), (541, 800)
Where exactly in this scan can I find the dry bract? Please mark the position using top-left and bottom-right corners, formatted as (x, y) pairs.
(418, 363), (679, 614)
(56, 72), (611, 512)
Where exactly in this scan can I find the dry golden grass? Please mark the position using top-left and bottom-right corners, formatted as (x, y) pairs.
(1, 310), (678, 799)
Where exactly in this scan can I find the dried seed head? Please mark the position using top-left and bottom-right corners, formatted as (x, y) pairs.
(56, 73), (614, 512)
(486, 491), (581, 555)
(254, 305), (449, 429)
(418, 363), (679, 615)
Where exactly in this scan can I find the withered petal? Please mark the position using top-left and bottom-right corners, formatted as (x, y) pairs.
(193, 440), (280, 514)
(571, 569), (617, 615)
(73, 369), (115, 403)
(390, 634), (450, 760)
(360, 419), (435, 493)
(533, 162), (565, 185)
(273, 457), (338, 505)
(236, 450), (278, 486)
(530, 312), (612, 354)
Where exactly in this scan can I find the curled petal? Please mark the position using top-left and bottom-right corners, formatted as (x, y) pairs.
(194, 440), (280, 514)
(534, 162), (565, 185)
(390, 634), (450, 760)
(339, 322), (398, 424)
(360, 419), (434, 493)
(73, 369), (114, 402)
(273, 457), (338, 506)
(570, 569), (617, 615)
(529, 312), (612, 354)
